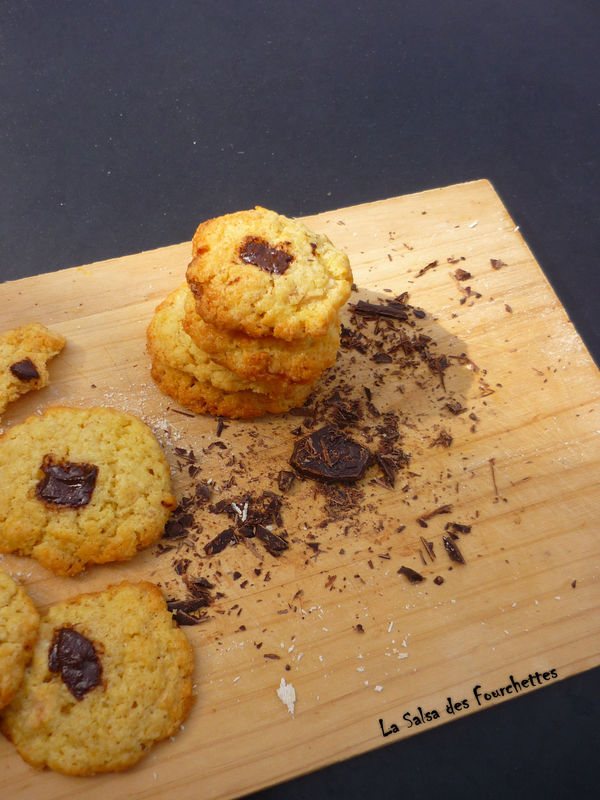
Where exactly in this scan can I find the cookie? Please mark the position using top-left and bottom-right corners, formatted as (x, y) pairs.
(186, 206), (353, 341)
(182, 285), (341, 384)
(150, 358), (313, 419)
(0, 571), (40, 710)
(0, 406), (176, 576)
(147, 284), (292, 395)
(0, 323), (65, 416)
(0, 581), (194, 775)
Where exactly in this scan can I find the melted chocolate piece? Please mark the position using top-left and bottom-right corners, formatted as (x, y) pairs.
(9, 358), (40, 381)
(36, 455), (98, 507)
(239, 236), (293, 275)
(48, 627), (102, 699)
(290, 425), (371, 482)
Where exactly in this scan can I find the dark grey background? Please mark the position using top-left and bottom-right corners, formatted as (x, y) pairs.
(1, 1), (598, 797)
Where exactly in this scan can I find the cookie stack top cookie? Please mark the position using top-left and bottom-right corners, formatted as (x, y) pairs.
(186, 206), (353, 341)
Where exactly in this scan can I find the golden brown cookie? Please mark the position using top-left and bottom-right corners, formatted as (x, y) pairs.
(0, 406), (176, 576)
(182, 284), (341, 384)
(0, 571), (40, 711)
(186, 206), (353, 341)
(0, 581), (194, 775)
(0, 323), (65, 417)
(150, 358), (313, 419)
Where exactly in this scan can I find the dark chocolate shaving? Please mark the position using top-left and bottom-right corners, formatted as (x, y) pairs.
(443, 535), (466, 564)
(350, 300), (409, 321)
(254, 525), (288, 555)
(445, 522), (472, 535)
(204, 527), (237, 555)
(398, 565), (426, 583)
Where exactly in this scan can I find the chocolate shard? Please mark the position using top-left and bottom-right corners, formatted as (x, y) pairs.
(445, 522), (472, 535)
(48, 627), (102, 700)
(443, 535), (466, 564)
(10, 358), (40, 381)
(254, 524), (289, 555)
(398, 565), (426, 583)
(36, 455), (98, 508)
(350, 300), (409, 321)
(290, 425), (371, 482)
(204, 527), (237, 555)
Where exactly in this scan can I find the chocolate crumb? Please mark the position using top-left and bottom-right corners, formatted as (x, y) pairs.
(445, 522), (472, 535)
(454, 268), (472, 281)
(433, 576), (444, 585)
(277, 470), (296, 492)
(416, 260), (439, 278)
(445, 400), (467, 415)
(398, 565), (425, 583)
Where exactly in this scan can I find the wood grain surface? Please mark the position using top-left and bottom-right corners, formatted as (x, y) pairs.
(1, 180), (599, 799)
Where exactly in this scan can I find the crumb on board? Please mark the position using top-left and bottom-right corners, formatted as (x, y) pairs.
(277, 677), (296, 715)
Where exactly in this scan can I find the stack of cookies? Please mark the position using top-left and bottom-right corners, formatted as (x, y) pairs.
(147, 206), (353, 418)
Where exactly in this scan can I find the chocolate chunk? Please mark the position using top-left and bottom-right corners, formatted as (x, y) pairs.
(9, 358), (40, 381)
(290, 425), (371, 482)
(398, 565), (426, 583)
(239, 236), (293, 275)
(48, 627), (102, 700)
(36, 455), (98, 508)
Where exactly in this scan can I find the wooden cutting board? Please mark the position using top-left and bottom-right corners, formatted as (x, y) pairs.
(1, 179), (599, 799)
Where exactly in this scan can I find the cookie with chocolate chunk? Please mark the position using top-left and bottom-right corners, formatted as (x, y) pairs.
(182, 284), (340, 385)
(147, 284), (314, 417)
(150, 358), (313, 419)
(0, 571), (40, 710)
(0, 323), (65, 417)
(186, 206), (352, 341)
(0, 581), (194, 775)
(147, 284), (287, 395)
(0, 406), (176, 575)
